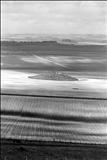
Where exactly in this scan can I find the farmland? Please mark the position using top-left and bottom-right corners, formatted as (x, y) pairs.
(1, 94), (107, 160)
(1, 40), (107, 159)
(1, 94), (107, 144)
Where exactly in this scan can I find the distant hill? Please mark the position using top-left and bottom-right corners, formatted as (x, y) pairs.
(1, 34), (107, 45)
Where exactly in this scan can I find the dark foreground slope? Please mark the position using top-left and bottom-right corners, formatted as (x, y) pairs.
(1, 139), (107, 160)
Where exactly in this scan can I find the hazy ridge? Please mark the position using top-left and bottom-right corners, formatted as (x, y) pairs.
(1, 34), (107, 45)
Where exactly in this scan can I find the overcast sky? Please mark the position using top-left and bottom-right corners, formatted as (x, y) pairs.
(1, 1), (107, 35)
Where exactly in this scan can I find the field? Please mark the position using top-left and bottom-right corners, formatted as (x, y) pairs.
(1, 94), (107, 144)
(1, 41), (107, 159)
(1, 41), (107, 99)
(1, 41), (107, 72)
(1, 94), (107, 159)
(1, 69), (107, 99)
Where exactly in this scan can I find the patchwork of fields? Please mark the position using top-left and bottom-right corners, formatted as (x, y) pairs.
(1, 41), (107, 160)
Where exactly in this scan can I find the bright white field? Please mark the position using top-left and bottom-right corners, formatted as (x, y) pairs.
(1, 70), (107, 98)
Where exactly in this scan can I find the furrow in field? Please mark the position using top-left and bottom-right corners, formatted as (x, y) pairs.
(1, 115), (107, 144)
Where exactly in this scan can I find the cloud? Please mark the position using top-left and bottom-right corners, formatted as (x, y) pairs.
(1, 1), (107, 35)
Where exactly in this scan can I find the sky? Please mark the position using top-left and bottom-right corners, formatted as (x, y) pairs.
(1, 1), (107, 35)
